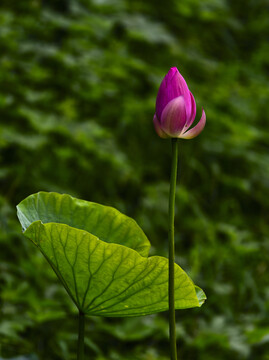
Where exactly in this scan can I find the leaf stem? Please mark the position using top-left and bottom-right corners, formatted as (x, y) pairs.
(77, 310), (85, 360)
(169, 138), (178, 360)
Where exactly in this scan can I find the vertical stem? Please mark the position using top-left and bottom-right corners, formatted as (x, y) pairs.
(77, 311), (85, 360)
(169, 138), (178, 360)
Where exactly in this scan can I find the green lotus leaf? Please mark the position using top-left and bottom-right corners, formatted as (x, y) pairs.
(17, 191), (150, 257)
(17, 192), (206, 317)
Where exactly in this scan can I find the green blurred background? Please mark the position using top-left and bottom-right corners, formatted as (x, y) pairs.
(1, 0), (269, 359)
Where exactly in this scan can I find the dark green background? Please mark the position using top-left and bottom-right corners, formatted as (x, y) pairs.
(1, 0), (269, 359)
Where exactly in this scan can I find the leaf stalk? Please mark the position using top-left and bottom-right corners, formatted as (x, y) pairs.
(77, 310), (85, 360)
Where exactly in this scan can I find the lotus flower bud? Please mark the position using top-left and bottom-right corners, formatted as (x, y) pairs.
(153, 67), (206, 139)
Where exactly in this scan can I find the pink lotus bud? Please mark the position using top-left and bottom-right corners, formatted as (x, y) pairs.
(153, 67), (206, 139)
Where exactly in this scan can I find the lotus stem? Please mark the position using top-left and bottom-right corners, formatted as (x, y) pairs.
(77, 310), (85, 360)
(169, 138), (178, 360)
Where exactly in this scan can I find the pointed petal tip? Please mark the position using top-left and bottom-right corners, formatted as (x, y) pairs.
(167, 67), (179, 77)
(180, 108), (206, 139)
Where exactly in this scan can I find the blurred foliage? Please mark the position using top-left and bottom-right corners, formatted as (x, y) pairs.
(0, 0), (269, 359)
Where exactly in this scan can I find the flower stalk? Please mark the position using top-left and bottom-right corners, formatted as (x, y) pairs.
(168, 138), (179, 360)
(77, 311), (85, 360)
